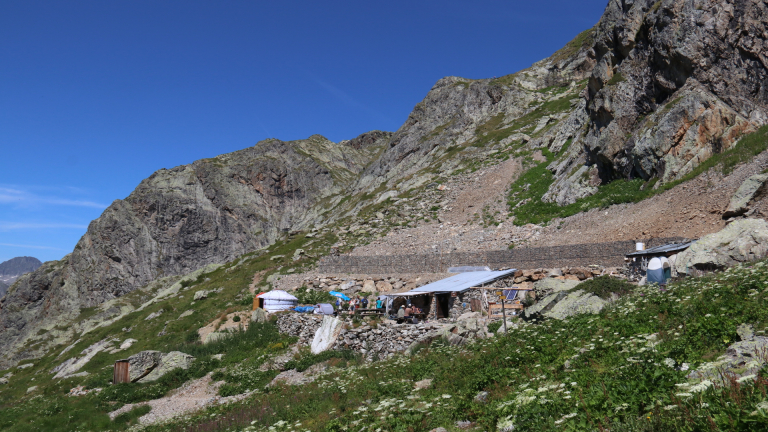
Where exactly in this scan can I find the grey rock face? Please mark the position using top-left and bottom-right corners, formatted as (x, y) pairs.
(128, 350), (162, 382)
(584, 0), (768, 184)
(676, 218), (768, 274)
(0, 134), (384, 367)
(723, 174), (768, 218)
(544, 0), (768, 205)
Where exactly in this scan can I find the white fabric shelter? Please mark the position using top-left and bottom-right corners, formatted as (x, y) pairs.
(257, 290), (298, 312)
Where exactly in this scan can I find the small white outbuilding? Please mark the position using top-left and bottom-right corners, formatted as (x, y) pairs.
(256, 290), (298, 313)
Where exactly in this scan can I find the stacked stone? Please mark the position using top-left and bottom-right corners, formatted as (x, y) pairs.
(319, 237), (688, 273)
(331, 322), (442, 360)
(275, 314), (323, 343)
(275, 313), (446, 360)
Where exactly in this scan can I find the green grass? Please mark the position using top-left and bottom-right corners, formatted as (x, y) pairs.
(509, 125), (768, 225)
(141, 260), (768, 432)
(283, 349), (360, 372)
(607, 71), (626, 86)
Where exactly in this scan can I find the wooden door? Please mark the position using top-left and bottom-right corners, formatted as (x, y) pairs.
(113, 360), (130, 384)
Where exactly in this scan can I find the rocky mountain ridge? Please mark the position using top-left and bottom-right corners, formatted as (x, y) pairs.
(1, 0), (767, 367)
(0, 257), (41, 298)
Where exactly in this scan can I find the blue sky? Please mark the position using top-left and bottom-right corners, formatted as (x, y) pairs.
(0, 0), (608, 263)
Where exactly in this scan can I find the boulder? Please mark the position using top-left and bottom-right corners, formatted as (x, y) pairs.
(723, 174), (768, 218)
(543, 290), (606, 320)
(193, 290), (208, 301)
(251, 308), (268, 323)
(127, 350), (162, 382)
(688, 336), (768, 386)
(362, 280), (376, 293)
(138, 351), (195, 383)
(144, 309), (164, 321)
(52, 338), (114, 379)
(0, 378), (7, 385)
(676, 219), (768, 275)
(525, 292), (567, 318)
(738, 324), (755, 342)
(119, 339), (137, 350)
(375, 281), (393, 292)
(494, 321), (517, 335)
(311, 315), (344, 354)
(204, 331), (228, 344)
(533, 278), (580, 298)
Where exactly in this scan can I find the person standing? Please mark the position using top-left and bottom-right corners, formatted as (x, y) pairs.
(361, 297), (369, 309)
(376, 298), (383, 310)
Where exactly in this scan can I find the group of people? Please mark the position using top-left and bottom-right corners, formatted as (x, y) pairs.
(334, 296), (384, 313)
(396, 303), (423, 323)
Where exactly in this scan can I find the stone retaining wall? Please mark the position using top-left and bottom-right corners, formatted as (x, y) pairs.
(319, 238), (690, 273)
(276, 313), (447, 360)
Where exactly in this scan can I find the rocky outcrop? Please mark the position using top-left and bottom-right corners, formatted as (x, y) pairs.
(723, 174), (768, 218)
(0, 134), (386, 368)
(128, 351), (163, 382)
(545, 0), (768, 205)
(139, 351), (195, 383)
(676, 218), (768, 274)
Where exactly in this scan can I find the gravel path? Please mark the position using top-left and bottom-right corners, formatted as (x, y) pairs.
(108, 373), (251, 426)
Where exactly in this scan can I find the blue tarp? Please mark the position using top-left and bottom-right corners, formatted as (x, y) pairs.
(329, 291), (350, 301)
(294, 306), (315, 313)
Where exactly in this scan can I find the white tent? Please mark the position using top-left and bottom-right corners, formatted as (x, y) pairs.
(257, 290), (298, 312)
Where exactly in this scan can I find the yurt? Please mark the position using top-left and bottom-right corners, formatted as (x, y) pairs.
(257, 290), (298, 312)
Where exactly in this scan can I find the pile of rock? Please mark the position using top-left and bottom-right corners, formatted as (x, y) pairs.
(510, 267), (612, 288)
(292, 275), (431, 296)
(276, 313), (323, 343)
(276, 312), (490, 360)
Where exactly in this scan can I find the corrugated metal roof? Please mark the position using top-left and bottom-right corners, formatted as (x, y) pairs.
(626, 241), (696, 257)
(404, 269), (517, 294)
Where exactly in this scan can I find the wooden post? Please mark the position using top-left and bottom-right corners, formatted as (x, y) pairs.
(501, 297), (508, 334)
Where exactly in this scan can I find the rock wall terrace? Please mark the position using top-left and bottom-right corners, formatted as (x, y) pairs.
(319, 238), (690, 274)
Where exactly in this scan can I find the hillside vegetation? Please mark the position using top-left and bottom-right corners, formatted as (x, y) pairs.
(3, 247), (768, 431)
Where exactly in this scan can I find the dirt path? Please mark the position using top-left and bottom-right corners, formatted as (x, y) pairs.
(108, 373), (251, 425)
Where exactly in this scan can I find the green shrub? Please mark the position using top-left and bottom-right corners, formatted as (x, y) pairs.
(232, 315), (241, 322)
(295, 288), (336, 305)
(487, 321), (503, 333)
(240, 294), (254, 307)
(577, 275), (636, 299)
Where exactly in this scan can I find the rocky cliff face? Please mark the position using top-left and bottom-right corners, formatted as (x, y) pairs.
(0, 134), (389, 365)
(545, 0), (768, 204)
